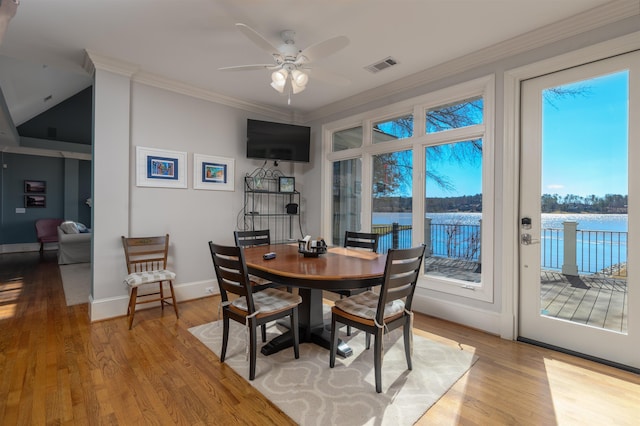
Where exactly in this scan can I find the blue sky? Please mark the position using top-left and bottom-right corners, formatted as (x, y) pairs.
(542, 71), (628, 198)
(423, 70), (628, 199)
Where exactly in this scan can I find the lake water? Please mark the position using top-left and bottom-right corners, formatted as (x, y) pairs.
(373, 212), (628, 231)
(372, 212), (628, 273)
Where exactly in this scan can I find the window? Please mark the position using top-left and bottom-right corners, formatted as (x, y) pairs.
(332, 126), (363, 151)
(331, 158), (362, 246)
(323, 76), (494, 301)
(425, 140), (483, 284)
(373, 150), (413, 253)
(426, 96), (483, 133)
(373, 114), (413, 143)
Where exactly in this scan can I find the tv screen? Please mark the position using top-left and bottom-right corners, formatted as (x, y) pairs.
(246, 119), (310, 163)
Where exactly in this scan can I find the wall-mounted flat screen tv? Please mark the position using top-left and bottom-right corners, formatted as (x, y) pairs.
(246, 119), (310, 163)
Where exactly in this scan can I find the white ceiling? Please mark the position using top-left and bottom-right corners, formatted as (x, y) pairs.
(0, 0), (624, 144)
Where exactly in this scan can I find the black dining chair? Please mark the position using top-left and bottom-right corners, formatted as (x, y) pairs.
(234, 230), (272, 286)
(234, 229), (293, 293)
(330, 231), (380, 336)
(209, 242), (301, 380)
(329, 244), (426, 393)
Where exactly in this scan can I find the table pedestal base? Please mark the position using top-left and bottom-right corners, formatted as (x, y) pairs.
(260, 288), (353, 358)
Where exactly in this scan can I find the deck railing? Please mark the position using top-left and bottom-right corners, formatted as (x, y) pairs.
(374, 219), (627, 278)
(543, 223), (627, 277)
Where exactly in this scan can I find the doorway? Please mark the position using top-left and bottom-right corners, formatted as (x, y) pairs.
(519, 51), (639, 369)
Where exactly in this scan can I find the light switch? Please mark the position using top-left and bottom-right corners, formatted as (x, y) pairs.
(16, 208), (25, 213)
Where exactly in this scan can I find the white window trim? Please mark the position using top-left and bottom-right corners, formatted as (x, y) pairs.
(322, 75), (495, 302)
(502, 31), (640, 339)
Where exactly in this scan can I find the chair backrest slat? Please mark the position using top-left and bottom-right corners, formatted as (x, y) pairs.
(121, 234), (170, 274)
(344, 231), (379, 253)
(234, 230), (271, 247)
(376, 245), (426, 323)
(209, 242), (254, 310)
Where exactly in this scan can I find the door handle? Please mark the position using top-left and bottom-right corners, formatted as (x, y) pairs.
(521, 233), (540, 245)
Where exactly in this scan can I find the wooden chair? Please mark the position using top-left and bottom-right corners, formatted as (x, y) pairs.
(121, 234), (179, 329)
(329, 244), (426, 393)
(208, 242), (301, 380)
(234, 229), (271, 248)
(234, 229), (292, 293)
(331, 231), (380, 335)
(35, 218), (63, 253)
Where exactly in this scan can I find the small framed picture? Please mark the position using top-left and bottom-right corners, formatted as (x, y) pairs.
(25, 195), (46, 208)
(24, 180), (46, 193)
(193, 153), (235, 191)
(278, 176), (295, 193)
(136, 146), (187, 188)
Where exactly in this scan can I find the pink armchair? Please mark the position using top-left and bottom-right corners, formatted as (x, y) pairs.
(35, 218), (64, 252)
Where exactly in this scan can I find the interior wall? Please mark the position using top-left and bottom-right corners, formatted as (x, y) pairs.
(0, 152), (64, 244)
(0, 152), (92, 248)
(90, 76), (302, 320)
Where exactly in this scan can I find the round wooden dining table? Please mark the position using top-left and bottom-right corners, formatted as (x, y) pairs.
(243, 243), (387, 357)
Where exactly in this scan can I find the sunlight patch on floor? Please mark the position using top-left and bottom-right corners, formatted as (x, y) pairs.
(544, 357), (638, 425)
(0, 278), (23, 319)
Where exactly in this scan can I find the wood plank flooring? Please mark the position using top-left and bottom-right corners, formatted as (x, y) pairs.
(1, 251), (639, 425)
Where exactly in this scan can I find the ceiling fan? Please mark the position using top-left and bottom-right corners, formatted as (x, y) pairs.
(219, 23), (350, 104)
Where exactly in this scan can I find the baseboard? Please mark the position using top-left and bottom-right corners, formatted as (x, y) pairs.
(89, 278), (219, 322)
(412, 292), (501, 336)
(0, 242), (52, 253)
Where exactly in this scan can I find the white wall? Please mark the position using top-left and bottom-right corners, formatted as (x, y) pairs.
(90, 76), (301, 320)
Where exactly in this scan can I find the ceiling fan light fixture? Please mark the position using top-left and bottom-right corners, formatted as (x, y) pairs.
(291, 79), (306, 94)
(291, 69), (308, 86)
(270, 69), (288, 93)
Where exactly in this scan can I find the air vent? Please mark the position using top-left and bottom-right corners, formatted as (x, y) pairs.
(365, 56), (398, 73)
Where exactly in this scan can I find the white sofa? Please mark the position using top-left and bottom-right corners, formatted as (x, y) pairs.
(57, 221), (91, 264)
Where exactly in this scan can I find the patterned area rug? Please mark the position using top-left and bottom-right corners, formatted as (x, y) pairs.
(59, 263), (91, 306)
(189, 311), (477, 425)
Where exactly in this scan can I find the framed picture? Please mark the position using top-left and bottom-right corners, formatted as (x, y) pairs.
(193, 153), (235, 191)
(24, 180), (46, 193)
(278, 176), (295, 193)
(136, 146), (187, 188)
(25, 195), (46, 208)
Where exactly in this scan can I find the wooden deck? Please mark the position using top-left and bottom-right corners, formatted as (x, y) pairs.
(540, 270), (627, 333)
(425, 257), (628, 333)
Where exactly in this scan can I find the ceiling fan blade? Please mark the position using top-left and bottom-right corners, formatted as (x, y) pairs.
(218, 64), (276, 72)
(235, 23), (279, 55)
(298, 36), (349, 63)
(306, 67), (350, 86)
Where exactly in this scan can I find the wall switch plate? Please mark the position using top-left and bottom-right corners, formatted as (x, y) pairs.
(16, 208), (25, 213)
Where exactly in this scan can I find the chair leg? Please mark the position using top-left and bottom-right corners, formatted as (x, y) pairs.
(261, 324), (267, 342)
(403, 317), (413, 371)
(340, 294), (353, 336)
(249, 318), (258, 380)
(374, 330), (383, 393)
(329, 314), (338, 368)
(291, 307), (300, 359)
(159, 282), (165, 311)
(168, 281), (179, 319)
(365, 332), (371, 350)
(127, 287), (138, 330)
(220, 315), (230, 362)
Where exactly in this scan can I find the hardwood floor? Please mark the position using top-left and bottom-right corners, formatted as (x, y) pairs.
(1, 251), (639, 425)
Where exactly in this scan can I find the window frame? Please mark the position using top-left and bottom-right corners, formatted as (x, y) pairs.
(322, 75), (495, 302)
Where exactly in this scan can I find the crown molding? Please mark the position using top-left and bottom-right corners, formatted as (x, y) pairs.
(1, 144), (91, 160)
(81, 1), (638, 125)
(132, 71), (293, 123)
(301, 0), (640, 123)
(83, 50), (139, 78)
